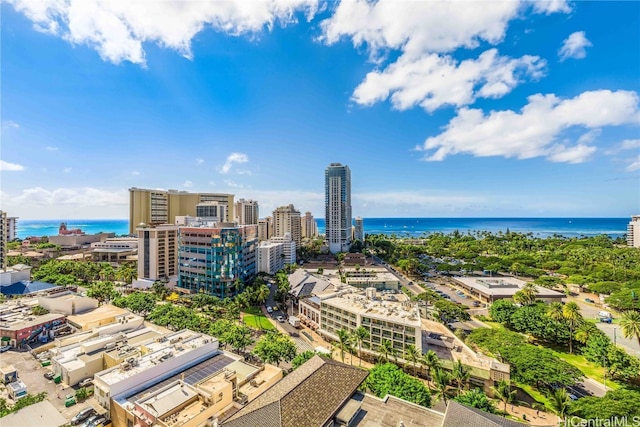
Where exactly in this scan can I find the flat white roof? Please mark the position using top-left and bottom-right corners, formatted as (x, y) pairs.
(453, 276), (564, 298)
(322, 294), (421, 327)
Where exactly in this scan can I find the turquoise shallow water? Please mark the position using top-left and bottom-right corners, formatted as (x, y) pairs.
(17, 217), (628, 239)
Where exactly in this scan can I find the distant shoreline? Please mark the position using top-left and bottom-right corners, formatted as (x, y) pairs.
(15, 217), (629, 240)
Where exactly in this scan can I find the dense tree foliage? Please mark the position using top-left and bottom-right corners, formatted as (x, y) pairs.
(113, 292), (156, 315)
(365, 363), (431, 407)
(452, 389), (497, 414)
(365, 232), (640, 311)
(570, 388), (640, 420)
(466, 328), (582, 390)
(292, 351), (317, 369)
(252, 332), (297, 366)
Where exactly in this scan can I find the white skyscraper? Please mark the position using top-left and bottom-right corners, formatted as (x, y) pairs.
(325, 163), (352, 254)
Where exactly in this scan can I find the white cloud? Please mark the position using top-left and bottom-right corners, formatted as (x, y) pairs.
(576, 129), (601, 145)
(621, 139), (640, 150)
(45, 146), (59, 151)
(63, 167), (72, 173)
(546, 144), (597, 164)
(7, 0), (319, 65)
(0, 160), (25, 171)
(352, 48), (545, 112)
(2, 120), (20, 129)
(195, 158), (204, 165)
(224, 179), (243, 188)
(6, 186), (128, 207)
(183, 180), (193, 188)
(320, 1), (567, 113)
(418, 90), (640, 162)
(131, 170), (140, 175)
(626, 156), (640, 172)
(559, 31), (592, 61)
(219, 152), (248, 174)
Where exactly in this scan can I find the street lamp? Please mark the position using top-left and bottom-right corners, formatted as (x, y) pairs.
(614, 328), (617, 346)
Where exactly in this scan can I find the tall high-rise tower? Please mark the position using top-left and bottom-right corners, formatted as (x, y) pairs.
(235, 199), (259, 225)
(325, 163), (352, 254)
(627, 215), (640, 248)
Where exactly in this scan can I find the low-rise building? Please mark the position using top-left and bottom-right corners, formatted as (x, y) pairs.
(343, 268), (400, 291)
(91, 237), (138, 264)
(38, 291), (98, 315)
(452, 276), (564, 303)
(0, 311), (65, 348)
(66, 304), (141, 332)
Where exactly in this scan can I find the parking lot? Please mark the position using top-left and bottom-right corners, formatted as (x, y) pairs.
(0, 348), (95, 422)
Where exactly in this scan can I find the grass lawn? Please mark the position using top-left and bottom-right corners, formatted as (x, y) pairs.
(516, 382), (551, 409)
(242, 306), (276, 331)
(551, 349), (620, 390)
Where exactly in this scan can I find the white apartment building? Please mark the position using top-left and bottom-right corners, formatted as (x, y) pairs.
(320, 292), (422, 356)
(256, 241), (285, 275)
(325, 163), (352, 253)
(269, 234), (296, 266)
(0, 211), (7, 271)
(235, 199), (259, 225)
(627, 215), (640, 248)
(136, 225), (179, 283)
(272, 205), (301, 247)
(301, 211), (318, 239)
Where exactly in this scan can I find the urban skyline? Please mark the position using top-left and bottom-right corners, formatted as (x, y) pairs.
(1, 1), (639, 221)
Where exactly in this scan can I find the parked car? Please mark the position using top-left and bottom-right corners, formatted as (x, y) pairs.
(44, 371), (55, 380)
(585, 298), (595, 303)
(89, 417), (107, 427)
(0, 345), (11, 353)
(277, 315), (285, 323)
(80, 416), (99, 427)
(71, 408), (95, 425)
(600, 317), (613, 324)
(79, 378), (93, 388)
(266, 306), (273, 314)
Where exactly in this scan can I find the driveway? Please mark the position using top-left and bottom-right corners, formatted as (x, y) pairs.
(568, 293), (640, 357)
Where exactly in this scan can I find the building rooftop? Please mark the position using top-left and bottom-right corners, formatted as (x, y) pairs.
(0, 312), (64, 331)
(0, 281), (58, 296)
(352, 392), (445, 427)
(289, 270), (335, 299)
(98, 331), (218, 386)
(66, 304), (129, 327)
(223, 356), (368, 427)
(323, 294), (421, 327)
(0, 400), (67, 427)
(442, 401), (525, 426)
(453, 277), (564, 298)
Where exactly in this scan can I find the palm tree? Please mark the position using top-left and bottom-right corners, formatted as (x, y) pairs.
(378, 339), (393, 364)
(547, 302), (564, 322)
(336, 329), (352, 364)
(451, 360), (470, 394)
(548, 388), (571, 418)
(521, 282), (538, 305)
(575, 322), (598, 345)
(492, 380), (516, 416)
(620, 310), (640, 347)
(404, 344), (421, 376)
(563, 302), (583, 353)
(421, 350), (440, 384)
(351, 326), (369, 367)
(256, 284), (270, 306)
(433, 368), (452, 404)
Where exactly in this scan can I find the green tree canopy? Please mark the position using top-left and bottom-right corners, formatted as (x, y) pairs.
(365, 363), (431, 408)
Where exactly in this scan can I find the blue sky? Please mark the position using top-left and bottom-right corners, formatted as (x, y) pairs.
(1, 0), (639, 220)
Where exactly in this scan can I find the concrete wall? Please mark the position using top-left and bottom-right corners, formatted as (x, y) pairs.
(0, 269), (31, 286)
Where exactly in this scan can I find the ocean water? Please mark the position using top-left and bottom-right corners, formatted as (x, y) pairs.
(16, 218), (629, 240)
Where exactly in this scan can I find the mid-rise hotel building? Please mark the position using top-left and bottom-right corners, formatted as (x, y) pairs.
(325, 163), (352, 253)
(301, 211), (318, 239)
(178, 223), (257, 298)
(136, 225), (179, 282)
(272, 204), (301, 247)
(235, 199), (259, 225)
(129, 188), (234, 234)
(354, 216), (364, 242)
(627, 215), (640, 248)
(257, 217), (273, 242)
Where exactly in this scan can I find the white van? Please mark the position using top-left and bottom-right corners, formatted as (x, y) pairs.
(598, 311), (612, 319)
